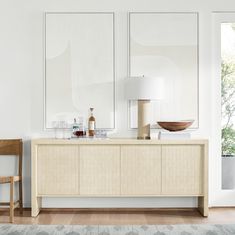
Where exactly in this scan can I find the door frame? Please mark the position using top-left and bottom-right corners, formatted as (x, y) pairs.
(211, 12), (235, 206)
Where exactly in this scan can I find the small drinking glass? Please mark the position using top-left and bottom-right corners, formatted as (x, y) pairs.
(51, 121), (59, 139)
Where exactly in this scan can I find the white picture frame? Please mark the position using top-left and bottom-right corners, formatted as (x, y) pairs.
(44, 12), (115, 129)
(128, 12), (199, 129)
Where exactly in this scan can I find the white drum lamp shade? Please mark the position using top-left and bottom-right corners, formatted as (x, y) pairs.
(125, 76), (164, 139)
(125, 76), (164, 100)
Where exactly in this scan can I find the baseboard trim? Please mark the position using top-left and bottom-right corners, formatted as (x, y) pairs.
(0, 207), (223, 213)
(0, 207), (199, 212)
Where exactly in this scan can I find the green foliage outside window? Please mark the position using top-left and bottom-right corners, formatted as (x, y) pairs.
(221, 61), (235, 156)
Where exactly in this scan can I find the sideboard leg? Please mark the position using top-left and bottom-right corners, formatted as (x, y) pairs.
(32, 197), (41, 217)
(198, 196), (208, 217)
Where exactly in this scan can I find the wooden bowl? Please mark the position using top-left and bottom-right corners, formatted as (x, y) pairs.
(157, 120), (194, 132)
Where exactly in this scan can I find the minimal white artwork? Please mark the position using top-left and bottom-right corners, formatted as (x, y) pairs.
(45, 12), (115, 129)
(129, 12), (198, 128)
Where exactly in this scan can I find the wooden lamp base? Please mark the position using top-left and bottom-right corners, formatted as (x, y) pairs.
(137, 100), (151, 140)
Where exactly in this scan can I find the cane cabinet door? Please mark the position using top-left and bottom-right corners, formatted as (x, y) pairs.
(37, 145), (79, 195)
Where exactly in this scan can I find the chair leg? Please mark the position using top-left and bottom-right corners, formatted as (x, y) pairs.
(10, 178), (14, 223)
(19, 180), (23, 214)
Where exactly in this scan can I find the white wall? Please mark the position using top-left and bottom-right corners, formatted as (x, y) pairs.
(0, 0), (235, 208)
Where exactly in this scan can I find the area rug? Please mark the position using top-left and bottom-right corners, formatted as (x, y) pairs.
(1, 224), (235, 235)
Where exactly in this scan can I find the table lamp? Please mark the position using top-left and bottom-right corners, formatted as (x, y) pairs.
(125, 76), (164, 139)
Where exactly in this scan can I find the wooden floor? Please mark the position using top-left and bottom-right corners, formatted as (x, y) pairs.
(0, 208), (235, 225)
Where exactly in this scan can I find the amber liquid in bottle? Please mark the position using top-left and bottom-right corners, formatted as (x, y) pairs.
(88, 108), (95, 137)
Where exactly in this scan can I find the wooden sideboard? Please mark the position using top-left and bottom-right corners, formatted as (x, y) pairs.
(31, 138), (208, 217)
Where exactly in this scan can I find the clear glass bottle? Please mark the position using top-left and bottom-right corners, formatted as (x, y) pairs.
(72, 118), (79, 138)
(88, 108), (95, 137)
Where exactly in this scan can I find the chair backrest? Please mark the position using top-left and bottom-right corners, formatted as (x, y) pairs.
(0, 139), (23, 176)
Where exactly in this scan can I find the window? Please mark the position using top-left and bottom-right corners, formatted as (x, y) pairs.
(221, 23), (235, 190)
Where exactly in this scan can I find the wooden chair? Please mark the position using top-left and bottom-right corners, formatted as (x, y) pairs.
(0, 139), (23, 223)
